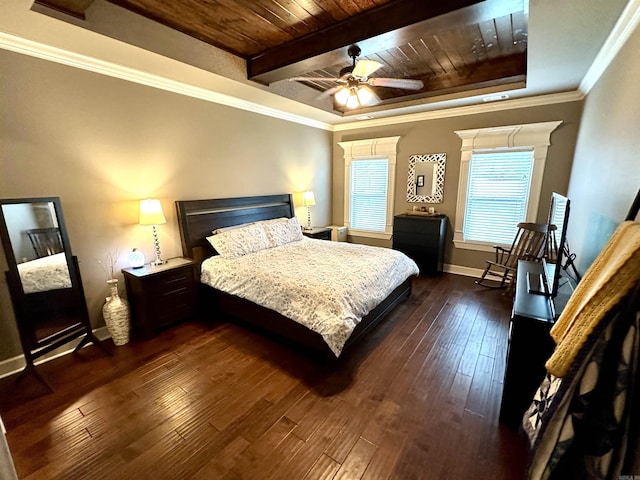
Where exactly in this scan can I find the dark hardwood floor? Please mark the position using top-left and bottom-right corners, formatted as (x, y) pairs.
(0, 274), (530, 479)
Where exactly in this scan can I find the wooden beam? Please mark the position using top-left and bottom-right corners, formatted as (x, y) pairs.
(33, 0), (96, 20)
(248, 0), (525, 84)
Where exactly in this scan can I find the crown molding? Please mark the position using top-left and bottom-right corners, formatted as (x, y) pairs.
(0, 32), (334, 132)
(580, 0), (640, 94)
(332, 91), (584, 132)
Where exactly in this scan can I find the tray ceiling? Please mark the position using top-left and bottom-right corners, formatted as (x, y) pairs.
(34, 0), (528, 115)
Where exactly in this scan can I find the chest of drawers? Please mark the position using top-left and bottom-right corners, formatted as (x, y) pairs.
(122, 257), (197, 337)
(392, 214), (447, 275)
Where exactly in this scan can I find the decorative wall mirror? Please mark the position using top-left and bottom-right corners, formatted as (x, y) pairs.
(0, 197), (107, 389)
(406, 153), (446, 203)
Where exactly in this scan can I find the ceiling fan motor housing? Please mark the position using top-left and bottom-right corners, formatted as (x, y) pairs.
(340, 44), (362, 77)
(347, 44), (362, 58)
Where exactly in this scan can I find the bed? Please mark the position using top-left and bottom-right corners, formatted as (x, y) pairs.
(176, 193), (419, 357)
(17, 252), (72, 293)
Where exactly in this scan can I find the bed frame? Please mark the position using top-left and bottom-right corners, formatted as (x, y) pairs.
(175, 193), (413, 358)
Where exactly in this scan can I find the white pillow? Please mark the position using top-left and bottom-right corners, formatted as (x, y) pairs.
(207, 222), (271, 257)
(213, 221), (254, 235)
(262, 216), (303, 247)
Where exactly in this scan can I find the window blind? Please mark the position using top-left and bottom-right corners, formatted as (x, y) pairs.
(464, 150), (534, 245)
(350, 159), (388, 232)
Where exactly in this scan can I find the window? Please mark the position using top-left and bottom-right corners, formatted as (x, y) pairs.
(454, 122), (562, 252)
(350, 158), (389, 232)
(464, 150), (534, 245)
(339, 136), (399, 239)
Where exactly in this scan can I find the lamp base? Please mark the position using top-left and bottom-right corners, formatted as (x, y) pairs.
(150, 258), (166, 267)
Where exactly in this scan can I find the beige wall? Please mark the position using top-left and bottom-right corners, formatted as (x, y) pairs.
(332, 102), (583, 269)
(567, 24), (640, 273)
(0, 50), (332, 360)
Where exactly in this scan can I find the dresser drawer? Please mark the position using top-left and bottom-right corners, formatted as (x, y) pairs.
(147, 267), (194, 294)
(393, 216), (443, 234)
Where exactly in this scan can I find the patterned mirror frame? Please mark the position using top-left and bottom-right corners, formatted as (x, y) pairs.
(407, 153), (446, 203)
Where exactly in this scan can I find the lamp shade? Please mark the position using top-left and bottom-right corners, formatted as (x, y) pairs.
(139, 199), (166, 226)
(334, 87), (349, 106)
(302, 191), (316, 206)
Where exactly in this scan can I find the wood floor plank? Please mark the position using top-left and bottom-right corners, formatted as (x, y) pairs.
(0, 275), (528, 480)
(333, 436), (378, 480)
(303, 453), (341, 480)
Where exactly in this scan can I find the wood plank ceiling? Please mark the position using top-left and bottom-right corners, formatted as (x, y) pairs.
(35, 0), (528, 115)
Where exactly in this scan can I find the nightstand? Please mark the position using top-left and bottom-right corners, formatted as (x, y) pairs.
(122, 257), (197, 337)
(302, 226), (332, 240)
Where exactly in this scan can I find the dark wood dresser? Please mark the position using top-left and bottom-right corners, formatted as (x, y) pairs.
(122, 257), (197, 337)
(499, 260), (574, 429)
(392, 214), (447, 275)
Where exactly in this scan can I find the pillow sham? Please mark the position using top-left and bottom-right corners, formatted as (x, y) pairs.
(261, 216), (303, 247)
(207, 222), (271, 257)
(213, 221), (254, 235)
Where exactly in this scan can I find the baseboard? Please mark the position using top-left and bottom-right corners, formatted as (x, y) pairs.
(0, 327), (111, 380)
(444, 264), (484, 278)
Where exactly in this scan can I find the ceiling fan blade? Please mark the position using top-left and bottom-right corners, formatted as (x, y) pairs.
(318, 86), (341, 99)
(368, 78), (424, 90)
(352, 59), (383, 78)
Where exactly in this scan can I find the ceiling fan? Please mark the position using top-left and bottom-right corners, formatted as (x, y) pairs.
(290, 45), (424, 109)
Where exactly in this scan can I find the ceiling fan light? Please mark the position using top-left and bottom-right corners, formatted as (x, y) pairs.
(334, 87), (349, 105)
(346, 90), (360, 109)
(356, 86), (374, 105)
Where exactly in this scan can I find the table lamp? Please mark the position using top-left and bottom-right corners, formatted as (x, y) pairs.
(139, 198), (166, 266)
(302, 191), (315, 231)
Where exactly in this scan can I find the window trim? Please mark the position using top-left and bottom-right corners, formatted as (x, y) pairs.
(339, 136), (400, 240)
(453, 121), (562, 252)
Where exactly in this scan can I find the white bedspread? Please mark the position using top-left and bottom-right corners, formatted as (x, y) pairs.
(17, 252), (72, 293)
(201, 237), (419, 356)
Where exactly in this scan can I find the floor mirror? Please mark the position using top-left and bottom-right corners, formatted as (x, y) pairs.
(0, 197), (107, 389)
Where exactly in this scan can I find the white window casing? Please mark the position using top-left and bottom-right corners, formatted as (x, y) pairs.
(453, 121), (562, 252)
(339, 136), (400, 240)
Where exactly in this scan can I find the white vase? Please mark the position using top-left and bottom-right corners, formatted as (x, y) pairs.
(102, 278), (130, 346)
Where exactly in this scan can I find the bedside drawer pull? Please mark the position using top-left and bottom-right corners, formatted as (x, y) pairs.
(165, 276), (188, 284)
(161, 287), (188, 297)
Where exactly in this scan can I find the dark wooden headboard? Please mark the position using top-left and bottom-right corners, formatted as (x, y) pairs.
(175, 193), (295, 261)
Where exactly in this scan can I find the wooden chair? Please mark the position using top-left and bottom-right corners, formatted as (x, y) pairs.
(26, 227), (64, 258)
(476, 222), (556, 290)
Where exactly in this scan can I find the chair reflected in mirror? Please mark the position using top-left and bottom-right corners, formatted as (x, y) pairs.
(476, 222), (556, 290)
(26, 227), (63, 258)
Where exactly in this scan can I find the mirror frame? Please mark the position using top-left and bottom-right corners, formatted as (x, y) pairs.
(0, 196), (108, 389)
(0, 197), (76, 295)
(406, 153), (446, 203)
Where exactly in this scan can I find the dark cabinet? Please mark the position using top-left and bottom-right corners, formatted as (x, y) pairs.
(302, 227), (332, 240)
(499, 260), (556, 429)
(122, 257), (197, 337)
(392, 214), (447, 275)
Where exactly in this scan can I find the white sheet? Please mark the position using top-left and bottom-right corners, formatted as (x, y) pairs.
(17, 252), (72, 293)
(201, 237), (419, 356)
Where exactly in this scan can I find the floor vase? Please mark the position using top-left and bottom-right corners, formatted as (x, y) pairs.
(102, 278), (130, 346)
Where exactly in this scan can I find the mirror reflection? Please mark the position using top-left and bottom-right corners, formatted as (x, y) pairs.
(2, 202), (71, 293)
(406, 153), (446, 203)
(415, 162), (437, 197)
